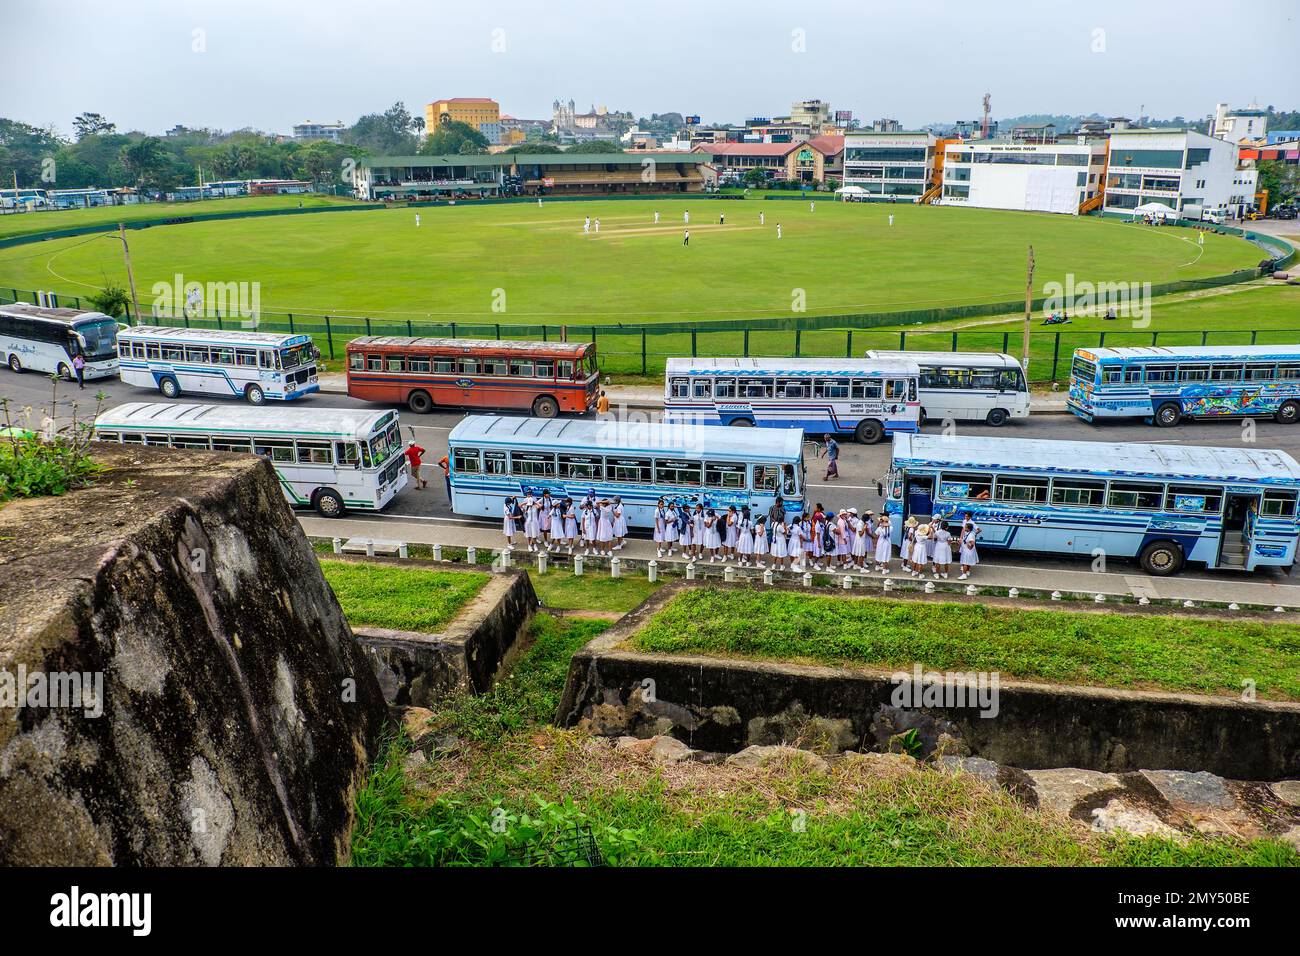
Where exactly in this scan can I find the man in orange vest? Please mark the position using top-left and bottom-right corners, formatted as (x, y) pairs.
(437, 454), (451, 499)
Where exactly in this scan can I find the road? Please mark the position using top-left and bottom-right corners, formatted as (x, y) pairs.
(7, 367), (1300, 604)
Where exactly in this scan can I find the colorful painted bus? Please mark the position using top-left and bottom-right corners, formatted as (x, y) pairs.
(1068, 345), (1300, 427)
(346, 337), (599, 418)
(662, 357), (921, 443)
(93, 402), (407, 517)
(887, 433), (1300, 575)
(447, 415), (806, 527)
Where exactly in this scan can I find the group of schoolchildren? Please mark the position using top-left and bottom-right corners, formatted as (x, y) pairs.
(501, 490), (628, 557)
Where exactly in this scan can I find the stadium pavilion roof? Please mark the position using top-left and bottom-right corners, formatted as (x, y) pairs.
(362, 152), (713, 168)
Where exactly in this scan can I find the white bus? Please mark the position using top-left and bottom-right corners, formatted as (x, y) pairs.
(866, 351), (1030, 426)
(448, 415), (807, 527)
(117, 327), (320, 404)
(0, 303), (122, 380)
(93, 402), (408, 517)
(662, 356), (921, 444)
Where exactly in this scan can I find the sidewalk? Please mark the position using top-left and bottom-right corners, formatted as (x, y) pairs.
(317, 372), (1072, 415)
(300, 513), (1300, 610)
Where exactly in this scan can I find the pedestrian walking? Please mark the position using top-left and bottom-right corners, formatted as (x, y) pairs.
(72, 353), (86, 389)
(405, 440), (428, 490)
(822, 435), (840, 481)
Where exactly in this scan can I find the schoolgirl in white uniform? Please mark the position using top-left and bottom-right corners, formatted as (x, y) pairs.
(874, 515), (893, 573)
(901, 518), (917, 574)
(549, 498), (564, 552)
(538, 491), (553, 548)
(959, 524), (980, 580)
(503, 496), (518, 547)
(851, 512), (870, 569)
(691, 504), (706, 561)
(581, 501), (598, 555)
(835, 510), (852, 569)
(653, 498), (670, 557)
(704, 509), (722, 562)
(677, 503), (693, 555)
(523, 493), (540, 551)
(724, 506), (739, 559)
(806, 514), (821, 571)
(737, 508), (755, 566)
(932, 520), (954, 579)
(769, 519), (789, 570)
(612, 497), (627, 550)
(911, 523), (932, 576)
(663, 500), (679, 554)
(562, 499), (579, 554)
(753, 516), (769, 568)
(596, 499), (614, 556)
(788, 518), (806, 571)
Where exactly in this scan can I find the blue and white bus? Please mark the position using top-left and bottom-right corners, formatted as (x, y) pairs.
(887, 433), (1300, 575)
(448, 415), (806, 528)
(1068, 345), (1300, 427)
(117, 327), (319, 404)
(662, 357), (920, 444)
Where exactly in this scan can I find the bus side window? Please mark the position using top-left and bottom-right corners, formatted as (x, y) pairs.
(535, 360), (555, 379)
(236, 349), (257, 367)
(483, 451), (507, 475)
(386, 355), (406, 372)
(1122, 366), (1143, 384)
(213, 348), (236, 366)
(693, 379), (712, 399)
(558, 360), (575, 379)
(96, 431), (119, 442)
(1246, 364), (1276, 381)
(336, 442), (361, 467)
(349, 353), (364, 371)
(1261, 491), (1297, 517)
(259, 350), (276, 369)
(815, 378), (849, 400)
(1177, 365), (1209, 382)
(782, 464), (797, 495)
(185, 346), (209, 364)
(452, 447), (482, 474)
(297, 440), (333, 465)
(753, 465), (778, 491)
(713, 378), (736, 399)
(1279, 364), (1300, 381)
(1103, 367), (1124, 385)
(670, 377), (689, 399)
(409, 357), (431, 373)
(133, 342), (146, 359)
(1145, 364), (1175, 384)
(509, 359), (535, 377)
(1210, 364), (1242, 383)
(117, 341), (129, 358)
(367, 354), (383, 371)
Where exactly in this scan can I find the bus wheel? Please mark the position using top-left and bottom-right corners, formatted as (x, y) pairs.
(159, 376), (181, 399)
(245, 384), (266, 406)
(1139, 540), (1183, 576)
(1154, 403), (1181, 428)
(407, 390), (434, 414)
(1275, 401), (1299, 424)
(729, 418), (754, 427)
(56, 363), (72, 381)
(7, 354), (21, 373)
(854, 419), (884, 444)
(985, 408), (1009, 427)
(532, 395), (559, 419)
(314, 489), (346, 518)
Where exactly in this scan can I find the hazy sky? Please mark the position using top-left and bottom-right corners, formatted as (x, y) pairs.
(6, 0), (1297, 137)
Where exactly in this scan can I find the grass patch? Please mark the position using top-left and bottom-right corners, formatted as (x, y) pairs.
(628, 588), (1300, 701)
(319, 559), (488, 632)
(528, 568), (662, 613)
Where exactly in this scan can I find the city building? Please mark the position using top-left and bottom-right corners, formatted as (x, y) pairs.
(692, 137), (840, 185)
(940, 138), (1107, 214)
(954, 118), (999, 140)
(1103, 128), (1243, 217)
(292, 121), (347, 142)
(1010, 123), (1057, 144)
(788, 100), (833, 134)
(354, 152), (712, 200)
(426, 98), (502, 145)
(841, 131), (937, 200)
(1211, 103), (1268, 144)
(870, 118), (902, 133)
(550, 100), (632, 144)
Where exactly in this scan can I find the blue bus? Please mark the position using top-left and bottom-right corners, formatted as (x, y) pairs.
(1068, 345), (1300, 427)
(887, 433), (1300, 575)
(448, 415), (806, 528)
(662, 357), (921, 444)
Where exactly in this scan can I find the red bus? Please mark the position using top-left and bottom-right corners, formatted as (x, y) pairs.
(346, 336), (599, 418)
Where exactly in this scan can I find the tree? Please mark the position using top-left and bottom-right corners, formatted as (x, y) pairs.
(119, 137), (169, 188)
(348, 102), (421, 154)
(72, 112), (116, 140)
(86, 283), (131, 319)
(0, 118), (65, 188)
(1257, 160), (1299, 206)
(579, 140), (625, 153)
(504, 142), (563, 154)
(418, 120), (489, 156)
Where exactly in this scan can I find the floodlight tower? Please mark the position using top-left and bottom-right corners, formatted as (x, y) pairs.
(981, 93), (991, 140)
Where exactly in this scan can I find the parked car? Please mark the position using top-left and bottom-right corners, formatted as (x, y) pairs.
(1274, 205), (1297, 221)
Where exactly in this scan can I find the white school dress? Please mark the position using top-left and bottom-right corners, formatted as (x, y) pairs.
(563, 509), (578, 541)
(653, 507), (668, 544)
(725, 515), (739, 549)
(737, 518), (755, 556)
(874, 525), (892, 564)
(503, 503), (517, 538)
(809, 520), (822, 557)
(596, 505), (614, 543)
(523, 498), (539, 538)
(551, 503), (563, 538)
(851, 519), (870, 558)
(770, 524), (788, 559)
(754, 524), (769, 555)
(613, 504), (627, 537)
(933, 528), (954, 565)
(582, 506), (597, 542)
(679, 512), (693, 547)
(960, 532), (979, 566)
(692, 511), (706, 545)
(665, 510), (680, 543)
(705, 516), (722, 550)
(911, 533), (930, 565)
(539, 499), (552, 533)
(836, 518), (851, 557)
(789, 523), (805, 556)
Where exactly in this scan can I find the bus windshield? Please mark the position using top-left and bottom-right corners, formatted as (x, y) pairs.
(584, 352), (599, 375)
(1071, 357), (1097, 384)
(367, 424), (402, 467)
(74, 319), (120, 360)
(280, 343), (315, 370)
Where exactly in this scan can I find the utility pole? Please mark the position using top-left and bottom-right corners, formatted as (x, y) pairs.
(118, 223), (142, 323)
(1022, 245), (1035, 374)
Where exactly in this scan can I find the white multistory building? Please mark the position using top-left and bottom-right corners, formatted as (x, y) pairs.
(1103, 128), (1243, 218)
(841, 131), (936, 201)
(940, 138), (1107, 214)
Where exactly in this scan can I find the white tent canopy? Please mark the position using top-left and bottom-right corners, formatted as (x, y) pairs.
(1134, 201), (1177, 216)
(835, 185), (868, 196)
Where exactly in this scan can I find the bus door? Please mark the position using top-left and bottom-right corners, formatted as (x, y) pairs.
(904, 472), (934, 521)
(334, 440), (367, 505)
(258, 349), (279, 395)
(1219, 491), (1259, 568)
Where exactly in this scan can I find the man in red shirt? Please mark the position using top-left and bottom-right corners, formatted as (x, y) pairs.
(404, 441), (428, 490)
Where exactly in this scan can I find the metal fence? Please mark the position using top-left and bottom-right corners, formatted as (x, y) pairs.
(4, 285), (1297, 383)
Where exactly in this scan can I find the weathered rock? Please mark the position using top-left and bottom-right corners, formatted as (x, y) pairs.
(1269, 780), (1300, 807)
(401, 706), (436, 741)
(1027, 768), (1122, 815)
(745, 702), (856, 754)
(649, 735), (695, 764)
(1139, 770), (1234, 810)
(403, 751), (428, 771)
(726, 744), (830, 773)
(840, 751), (917, 774)
(936, 755), (1000, 785)
(1090, 798), (1181, 838)
(1280, 826), (1300, 851)
(0, 445), (387, 866)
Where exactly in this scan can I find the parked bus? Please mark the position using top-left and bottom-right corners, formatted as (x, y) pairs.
(661, 357), (920, 444)
(93, 402), (407, 517)
(887, 433), (1300, 575)
(866, 351), (1029, 426)
(1068, 345), (1300, 427)
(448, 415), (806, 527)
(346, 336), (599, 418)
(0, 303), (122, 380)
(117, 326), (319, 404)
(0, 188), (50, 210)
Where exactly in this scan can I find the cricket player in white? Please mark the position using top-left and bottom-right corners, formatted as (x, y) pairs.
(584, 216), (590, 234)
(415, 213), (421, 227)
(654, 211), (660, 224)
